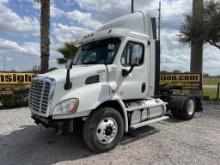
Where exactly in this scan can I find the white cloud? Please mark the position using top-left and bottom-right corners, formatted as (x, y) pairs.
(76, 0), (130, 11)
(51, 3), (64, 17)
(0, 0), (219, 75)
(53, 23), (90, 46)
(33, 2), (64, 17)
(32, 2), (101, 30)
(160, 28), (220, 75)
(67, 10), (90, 22)
(75, 0), (157, 22)
(0, 38), (63, 71)
(0, 39), (39, 56)
(0, 0), (8, 3)
(63, 0), (220, 75)
(161, 0), (191, 18)
(66, 10), (102, 30)
(32, 1), (40, 10)
(160, 28), (191, 72)
(203, 45), (220, 75)
(0, 3), (39, 36)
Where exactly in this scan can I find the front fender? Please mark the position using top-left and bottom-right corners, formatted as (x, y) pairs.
(52, 82), (110, 117)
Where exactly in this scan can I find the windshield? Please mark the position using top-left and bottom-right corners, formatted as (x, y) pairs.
(73, 38), (121, 65)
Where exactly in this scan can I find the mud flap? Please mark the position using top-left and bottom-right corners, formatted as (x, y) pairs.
(195, 96), (203, 112)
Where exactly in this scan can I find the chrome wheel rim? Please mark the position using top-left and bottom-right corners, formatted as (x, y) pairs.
(187, 99), (195, 115)
(96, 117), (118, 144)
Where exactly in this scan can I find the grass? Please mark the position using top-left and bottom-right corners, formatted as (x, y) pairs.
(203, 77), (220, 85)
(203, 88), (219, 100)
(203, 77), (220, 100)
(174, 88), (219, 100)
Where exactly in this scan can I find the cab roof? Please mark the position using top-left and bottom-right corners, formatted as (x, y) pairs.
(78, 11), (153, 44)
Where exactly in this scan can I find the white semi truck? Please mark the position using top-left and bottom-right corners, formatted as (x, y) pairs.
(29, 11), (202, 152)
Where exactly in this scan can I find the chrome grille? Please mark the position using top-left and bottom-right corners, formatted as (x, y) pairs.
(29, 77), (53, 114)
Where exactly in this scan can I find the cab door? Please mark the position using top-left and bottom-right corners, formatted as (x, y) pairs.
(116, 38), (149, 100)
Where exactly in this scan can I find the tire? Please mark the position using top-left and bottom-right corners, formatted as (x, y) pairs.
(170, 96), (196, 120)
(181, 96), (196, 120)
(82, 107), (124, 153)
(170, 96), (185, 118)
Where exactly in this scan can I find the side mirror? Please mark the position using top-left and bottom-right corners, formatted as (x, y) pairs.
(65, 60), (73, 69)
(122, 66), (135, 77)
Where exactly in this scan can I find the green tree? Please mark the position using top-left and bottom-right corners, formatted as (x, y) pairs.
(57, 42), (79, 64)
(179, 0), (220, 49)
(173, 69), (181, 73)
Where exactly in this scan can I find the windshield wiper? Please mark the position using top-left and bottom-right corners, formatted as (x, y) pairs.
(82, 61), (98, 64)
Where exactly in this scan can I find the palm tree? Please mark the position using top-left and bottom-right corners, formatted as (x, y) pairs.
(36, 0), (50, 73)
(57, 42), (79, 64)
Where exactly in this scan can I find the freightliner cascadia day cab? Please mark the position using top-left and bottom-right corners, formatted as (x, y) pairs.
(29, 11), (202, 152)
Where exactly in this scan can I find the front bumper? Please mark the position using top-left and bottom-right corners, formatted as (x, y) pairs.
(31, 115), (53, 128)
(31, 114), (80, 134)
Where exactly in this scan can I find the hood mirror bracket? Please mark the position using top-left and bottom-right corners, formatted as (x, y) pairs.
(64, 60), (73, 90)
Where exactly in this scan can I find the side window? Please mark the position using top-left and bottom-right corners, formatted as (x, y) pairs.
(121, 41), (144, 66)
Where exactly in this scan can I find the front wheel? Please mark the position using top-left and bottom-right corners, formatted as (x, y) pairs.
(82, 107), (124, 153)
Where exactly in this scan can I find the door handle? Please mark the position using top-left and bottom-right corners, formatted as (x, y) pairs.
(142, 83), (146, 93)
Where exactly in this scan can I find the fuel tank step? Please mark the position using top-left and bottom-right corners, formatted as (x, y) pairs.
(129, 116), (169, 129)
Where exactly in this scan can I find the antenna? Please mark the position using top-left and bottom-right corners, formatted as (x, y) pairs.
(158, 0), (161, 40)
(3, 55), (5, 72)
(131, 0), (134, 13)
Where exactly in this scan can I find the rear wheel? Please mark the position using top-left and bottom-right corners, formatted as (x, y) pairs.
(182, 97), (196, 120)
(170, 96), (196, 120)
(83, 107), (124, 153)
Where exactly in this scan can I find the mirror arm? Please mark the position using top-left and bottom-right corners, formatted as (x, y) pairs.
(122, 65), (134, 77)
(64, 68), (72, 90)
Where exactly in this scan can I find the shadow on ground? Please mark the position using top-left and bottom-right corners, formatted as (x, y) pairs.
(0, 122), (164, 165)
(0, 125), (94, 165)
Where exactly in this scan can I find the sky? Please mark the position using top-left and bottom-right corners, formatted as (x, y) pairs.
(0, 0), (219, 75)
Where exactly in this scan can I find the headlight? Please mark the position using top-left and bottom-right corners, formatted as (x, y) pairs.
(53, 99), (79, 115)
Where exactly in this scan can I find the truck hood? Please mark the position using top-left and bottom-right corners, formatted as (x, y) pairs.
(42, 64), (110, 113)
(44, 65), (106, 83)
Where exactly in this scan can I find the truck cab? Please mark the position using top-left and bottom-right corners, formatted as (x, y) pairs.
(29, 11), (200, 153)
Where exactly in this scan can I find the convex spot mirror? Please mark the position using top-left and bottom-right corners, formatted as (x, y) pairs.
(130, 56), (140, 66)
(129, 42), (143, 66)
